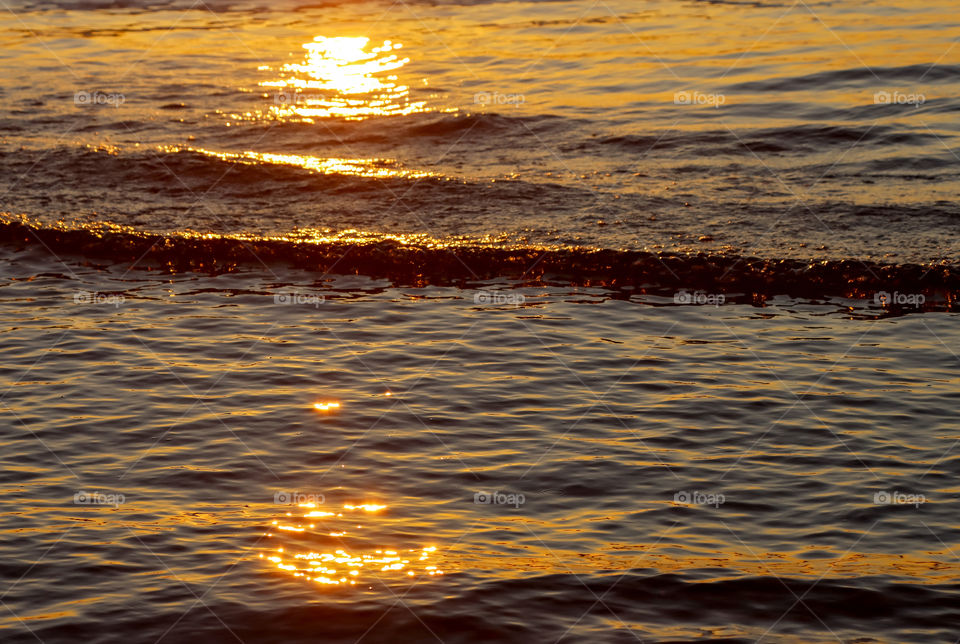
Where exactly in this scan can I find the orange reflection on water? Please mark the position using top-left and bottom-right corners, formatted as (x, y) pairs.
(261, 36), (433, 120)
(264, 545), (443, 586)
(261, 502), (446, 588)
(343, 503), (386, 512)
(3, 209), (523, 251)
(164, 146), (437, 180)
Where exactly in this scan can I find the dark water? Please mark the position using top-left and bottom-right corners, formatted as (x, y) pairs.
(2, 0), (960, 641)
(2, 249), (960, 643)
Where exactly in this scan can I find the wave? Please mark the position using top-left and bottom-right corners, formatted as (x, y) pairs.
(585, 124), (943, 156)
(229, 111), (576, 146)
(8, 0), (585, 12)
(726, 64), (960, 92)
(2, 218), (957, 305)
(19, 570), (960, 643)
(0, 145), (456, 193)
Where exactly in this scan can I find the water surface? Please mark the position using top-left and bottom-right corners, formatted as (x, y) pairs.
(2, 249), (960, 642)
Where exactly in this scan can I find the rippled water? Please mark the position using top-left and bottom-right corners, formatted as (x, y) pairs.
(2, 0), (960, 641)
(2, 248), (960, 642)
(1, 0), (959, 268)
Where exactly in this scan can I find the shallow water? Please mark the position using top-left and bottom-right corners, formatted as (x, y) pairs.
(1, 0), (959, 266)
(2, 0), (959, 641)
(2, 249), (960, 642)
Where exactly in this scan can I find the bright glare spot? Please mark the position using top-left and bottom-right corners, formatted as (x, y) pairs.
(314, 402), (341, 411)
(261, 500), (444, 588)
(259, 35), (434, 120)
(343, 504), (387, 512)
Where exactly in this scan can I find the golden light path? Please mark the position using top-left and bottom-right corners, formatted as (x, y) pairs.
(8, 209), (516, 251)
(261, 502), (445, 588)
(259, 36), (440, 120)
(162, 146), (438, 180)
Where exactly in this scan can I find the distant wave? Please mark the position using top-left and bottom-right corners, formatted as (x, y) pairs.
(241, 112), (576, 145)
(582, 124), (943, 156)
(726, 64), (960, 91)
(7, 0), (585, 12)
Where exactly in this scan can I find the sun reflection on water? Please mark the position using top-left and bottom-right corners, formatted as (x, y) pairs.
(161, 146), (438, 180)
(261, 502), (445, 588)
(260, 36), (438, 120)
